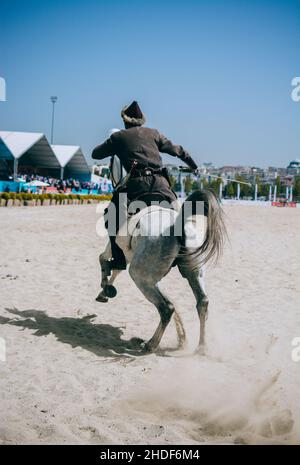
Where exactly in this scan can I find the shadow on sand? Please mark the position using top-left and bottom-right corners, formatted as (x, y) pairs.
(0, 308), (146, 359)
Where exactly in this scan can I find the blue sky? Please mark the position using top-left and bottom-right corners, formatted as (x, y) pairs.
(0, 0), (299, 167)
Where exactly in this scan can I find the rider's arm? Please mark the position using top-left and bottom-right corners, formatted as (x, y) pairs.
(156, 132), (198, 170)
(92, 137), (115, 160)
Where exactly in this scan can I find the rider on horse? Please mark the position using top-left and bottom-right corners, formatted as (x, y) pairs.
(92, 101), (198, 270)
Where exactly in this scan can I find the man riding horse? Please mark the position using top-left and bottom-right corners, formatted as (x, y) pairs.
(92, 100), (198, 270)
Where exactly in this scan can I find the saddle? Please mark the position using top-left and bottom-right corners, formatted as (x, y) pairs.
(116, 205), (179, 263)
(130, 191), (170, 207)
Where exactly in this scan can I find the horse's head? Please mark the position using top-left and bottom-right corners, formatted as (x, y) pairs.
(110, 156), (127, 189)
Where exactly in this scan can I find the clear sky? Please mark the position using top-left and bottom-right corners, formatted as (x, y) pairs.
(0, 0), (299, 167)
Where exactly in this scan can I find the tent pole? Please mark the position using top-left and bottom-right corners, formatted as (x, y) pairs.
(60, 167), (64, 180)
(219, 182), (223, 200)
(13, 158), (18, 181)
(273, 184), (277, 202)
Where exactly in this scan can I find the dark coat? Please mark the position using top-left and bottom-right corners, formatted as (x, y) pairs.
(92, 126), (198, 172)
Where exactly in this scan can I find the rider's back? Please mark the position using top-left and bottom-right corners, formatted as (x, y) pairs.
(110, 127), (163, 172)
(92, 124), (197, 173)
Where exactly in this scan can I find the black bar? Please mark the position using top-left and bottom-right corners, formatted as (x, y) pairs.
(0, 444), (299, 463)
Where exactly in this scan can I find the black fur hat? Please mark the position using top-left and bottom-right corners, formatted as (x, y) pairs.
(121, 101), (146, 126)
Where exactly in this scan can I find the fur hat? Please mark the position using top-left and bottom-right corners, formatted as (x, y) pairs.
(121, 101), (146, 126)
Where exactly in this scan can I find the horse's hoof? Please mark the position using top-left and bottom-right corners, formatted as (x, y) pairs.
(104, 284), (117, 298)
(195, 345), (205, 356)
(95, 293), (108, 303)
(177, 339), (186, 350)
(140, 341), (153, 353)
(129, 337), (145, 349)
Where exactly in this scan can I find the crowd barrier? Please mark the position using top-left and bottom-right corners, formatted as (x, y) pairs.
(0, 180), (112, 195)
(222, 199), (299, 208)
(221, 199), (272, 206)
(0, 180), (26, 192)
(271, 201), (297, 208)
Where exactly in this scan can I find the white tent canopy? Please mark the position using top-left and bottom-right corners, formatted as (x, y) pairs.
(0, 131), (44, 159)
(0, 137), (14, 160)
(51, 144), (90, 176)
(0, 131), (90, 180)
(0, 131), (60, 179)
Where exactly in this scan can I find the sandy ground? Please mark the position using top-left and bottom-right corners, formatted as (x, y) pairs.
(0, 203), (299, 445)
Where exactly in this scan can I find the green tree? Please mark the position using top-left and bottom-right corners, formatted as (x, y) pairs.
(258, 183), (270, 198)
(184, 175), (193, 194)
(275, 176), (281, 197)
(236, 175), (252, 198)
(226, 183), (235, 197)
(200, 178), (209, 189)
(173, 181), (181, 192)
(192, 179), (201, 191)
(293, 177), (300, 199)
(210, 179), (222, 196)
(169, 175), (176, 189)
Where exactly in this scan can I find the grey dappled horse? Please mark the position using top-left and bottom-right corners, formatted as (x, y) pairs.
(96, 157), (226, 354)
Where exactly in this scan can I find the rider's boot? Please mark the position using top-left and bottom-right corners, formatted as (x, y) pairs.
(109, 236), (127, 270)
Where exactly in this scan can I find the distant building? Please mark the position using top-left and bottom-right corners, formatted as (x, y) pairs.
(287, 159), (300, 174)
(92, 163), (110, 178)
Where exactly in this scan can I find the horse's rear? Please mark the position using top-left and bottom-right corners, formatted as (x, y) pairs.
(97, 189), (226, 354)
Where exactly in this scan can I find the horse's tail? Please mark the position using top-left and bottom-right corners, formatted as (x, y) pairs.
(175, 189), (227, 269)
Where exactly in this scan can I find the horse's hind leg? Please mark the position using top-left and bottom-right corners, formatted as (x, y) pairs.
(180, 267), (208, 354)
(173, 311), (186, 348)
(143, 286), (175, 352)
(129, 269), (175, 352)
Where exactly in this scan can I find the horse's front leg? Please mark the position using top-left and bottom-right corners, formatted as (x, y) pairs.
(96, 243), (122, 302)
(96, 269), (122, 302)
